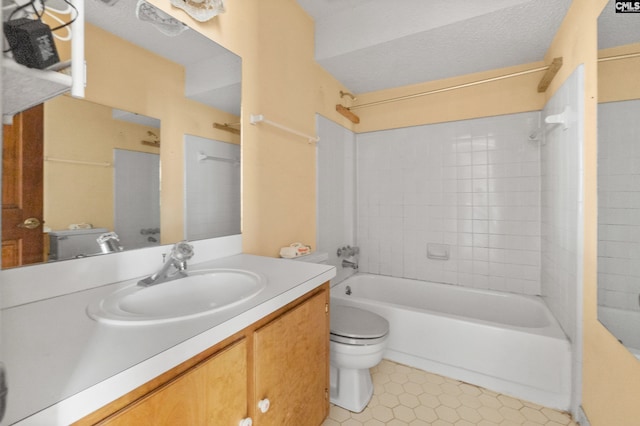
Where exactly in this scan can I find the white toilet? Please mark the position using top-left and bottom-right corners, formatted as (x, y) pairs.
(329, 305), (389, 412)
(292, 251), (390, 412)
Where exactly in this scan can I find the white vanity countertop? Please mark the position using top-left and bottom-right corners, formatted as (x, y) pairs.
(2, 254), (335, 425)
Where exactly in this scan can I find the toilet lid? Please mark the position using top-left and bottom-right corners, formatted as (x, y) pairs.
(330, 305), (389, 341)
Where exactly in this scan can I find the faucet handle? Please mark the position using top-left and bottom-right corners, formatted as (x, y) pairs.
(337, 245), (360, 257)
(173, 241), (194, 261)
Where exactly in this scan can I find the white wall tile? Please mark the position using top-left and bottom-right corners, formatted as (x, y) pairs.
(355, 111), (542, 295)
(316, 115), (357, 284)
(540, 66), (584, 343)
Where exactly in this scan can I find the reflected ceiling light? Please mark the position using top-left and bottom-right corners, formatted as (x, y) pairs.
(169, 0), (225, 22)
(94, 0), (121, 6)
(135, 0), (188, 37)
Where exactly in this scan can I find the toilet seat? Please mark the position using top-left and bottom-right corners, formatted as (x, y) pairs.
(330, 305), (389, 345)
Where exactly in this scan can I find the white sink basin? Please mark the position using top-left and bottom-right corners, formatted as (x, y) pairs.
(87, 269), (267, 325)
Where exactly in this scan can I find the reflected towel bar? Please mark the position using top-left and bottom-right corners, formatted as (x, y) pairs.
(45, 156), (111, 167)
(250, 114), (319, 144)
(197, 152), (240, 165)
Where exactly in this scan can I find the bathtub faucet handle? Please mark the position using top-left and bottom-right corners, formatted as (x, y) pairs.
(337, 245), (360, 258)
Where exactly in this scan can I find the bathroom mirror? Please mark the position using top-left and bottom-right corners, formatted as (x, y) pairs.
(597, 0), (640, 359)
(1, 0), (241, 268)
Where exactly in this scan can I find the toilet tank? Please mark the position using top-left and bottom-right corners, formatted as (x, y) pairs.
(48, 228), (109, 261)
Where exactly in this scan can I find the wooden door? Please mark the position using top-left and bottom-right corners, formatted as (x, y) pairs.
(253, 290), (329, 426)
(100, 339), (248, 425)
(1, 104), (45, 268)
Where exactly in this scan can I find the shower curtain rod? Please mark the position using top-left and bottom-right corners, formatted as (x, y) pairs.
(197, 152), (239, 164)
(348, 65), (551, 110)
(349, 51), (640, 112)
(598, 51), (640, 62)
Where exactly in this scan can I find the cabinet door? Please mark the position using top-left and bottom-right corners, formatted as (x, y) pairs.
(101, 339), (247, 425)
(254, 290), (329, 425)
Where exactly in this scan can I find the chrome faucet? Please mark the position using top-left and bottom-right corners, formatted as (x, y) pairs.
(97, 232), (123, 254)
(138, 241), (194, 287)
(342, 259), (358, 270)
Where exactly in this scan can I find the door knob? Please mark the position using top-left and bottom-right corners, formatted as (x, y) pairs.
(17, 218), (41, 229)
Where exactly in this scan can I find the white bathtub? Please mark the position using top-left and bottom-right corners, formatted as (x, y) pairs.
(598, 305), (640, 360)
(331, 273), (572, 410)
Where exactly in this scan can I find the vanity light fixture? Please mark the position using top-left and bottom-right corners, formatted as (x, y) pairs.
(135, 0), (188, 37)
(169, 0), (225, 22)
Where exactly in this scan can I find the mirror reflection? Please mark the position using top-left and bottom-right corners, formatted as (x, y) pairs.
(597, 0), (640, 359)
(45, 97), (161, 260)
(184, 134), (241, 240)
(1, 0), (241, 268)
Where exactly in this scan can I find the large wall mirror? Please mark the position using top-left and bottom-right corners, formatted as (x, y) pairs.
(597, 0), (640, 359)
(1, 0), (241, 268)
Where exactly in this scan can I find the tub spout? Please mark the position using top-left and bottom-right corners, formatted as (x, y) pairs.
(342, 259), (358, 270)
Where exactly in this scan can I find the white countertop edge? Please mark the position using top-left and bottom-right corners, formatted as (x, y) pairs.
(16, 268), (334, 426)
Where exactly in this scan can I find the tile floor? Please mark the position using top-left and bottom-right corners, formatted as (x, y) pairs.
(322, 360), (578, 426)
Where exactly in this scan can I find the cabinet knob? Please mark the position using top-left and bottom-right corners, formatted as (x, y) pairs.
(238, 418), (253, 426)
(258, 398), (270, 413)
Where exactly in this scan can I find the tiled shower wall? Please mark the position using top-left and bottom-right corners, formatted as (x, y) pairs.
(540, 65), (583, 343)
(316, 115), (357, 284)
(598, 99), (640, 313)
(356, 112), (542, 296)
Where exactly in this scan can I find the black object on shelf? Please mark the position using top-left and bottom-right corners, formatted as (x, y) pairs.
(4, 18), (60, 69)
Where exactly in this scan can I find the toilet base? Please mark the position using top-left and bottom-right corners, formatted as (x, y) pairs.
(329, 365), (373, 413)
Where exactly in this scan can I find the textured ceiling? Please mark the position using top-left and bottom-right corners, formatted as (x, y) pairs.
(296, 0), (573, 94)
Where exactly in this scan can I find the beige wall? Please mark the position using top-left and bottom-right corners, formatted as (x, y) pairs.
(599, 42), (640, 102)
(44, 96), (159, 231)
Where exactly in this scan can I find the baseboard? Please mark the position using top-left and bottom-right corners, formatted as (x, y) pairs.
(576, 406), (591, 426)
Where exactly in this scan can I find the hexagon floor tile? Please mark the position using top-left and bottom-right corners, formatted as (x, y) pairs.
(322, 359), (578, 426)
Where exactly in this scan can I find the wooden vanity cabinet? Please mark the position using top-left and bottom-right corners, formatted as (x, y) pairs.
(77, 283), (329, 426)
(99, 340), (248, 425)
(253, 286), (328, 425)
